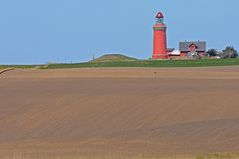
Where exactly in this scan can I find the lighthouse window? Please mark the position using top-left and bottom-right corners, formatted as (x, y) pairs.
(158, 18), (164, 23)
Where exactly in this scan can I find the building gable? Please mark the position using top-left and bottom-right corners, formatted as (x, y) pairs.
(179, 41), (206, 52)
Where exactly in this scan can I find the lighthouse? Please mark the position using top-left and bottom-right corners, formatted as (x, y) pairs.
(152, 12), (168, 59)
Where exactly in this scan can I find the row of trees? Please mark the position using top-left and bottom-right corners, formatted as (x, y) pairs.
(206, 46), (238, 58)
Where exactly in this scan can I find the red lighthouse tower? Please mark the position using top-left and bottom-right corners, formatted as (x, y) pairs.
(152, 12), (168, 59)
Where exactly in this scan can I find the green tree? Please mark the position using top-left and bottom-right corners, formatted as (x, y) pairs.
(206, 49), (217, 57)
(221, 46), (238, 58)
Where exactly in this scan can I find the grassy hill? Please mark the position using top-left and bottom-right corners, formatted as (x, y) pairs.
(91, 54), (137, 62)
(43, 58), (239, 69)
(1, 56), (239, 69)
(0, 65), (36, 70)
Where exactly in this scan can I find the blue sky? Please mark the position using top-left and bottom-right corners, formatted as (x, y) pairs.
(0, 0), (238, 64)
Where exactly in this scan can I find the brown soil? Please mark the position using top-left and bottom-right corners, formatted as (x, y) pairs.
(1, 67), (239, 158)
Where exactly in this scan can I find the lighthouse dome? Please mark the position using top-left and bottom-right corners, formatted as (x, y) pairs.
(156, 12), (164, 18)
